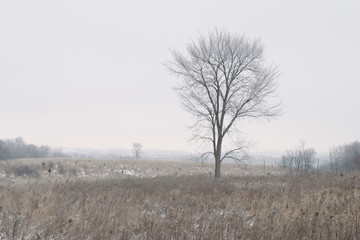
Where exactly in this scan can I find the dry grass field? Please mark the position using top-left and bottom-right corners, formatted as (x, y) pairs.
(0, 158), (359, 239)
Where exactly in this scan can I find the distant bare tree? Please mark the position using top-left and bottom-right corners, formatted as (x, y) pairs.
(133, 142), (143, 159)
(167, 29), (281, 178)
(300, 142), (316, 174)
(261, 156), (266, 175)
(329, 146), (342, 173)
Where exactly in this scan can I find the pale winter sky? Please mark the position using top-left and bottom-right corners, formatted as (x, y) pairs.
(1, 0), (359, 154)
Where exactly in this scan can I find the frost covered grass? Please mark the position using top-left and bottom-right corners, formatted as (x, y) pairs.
(1, 159), (359, 239)
(0, 158), (282, 180)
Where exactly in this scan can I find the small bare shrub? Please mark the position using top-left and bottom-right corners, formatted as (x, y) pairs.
(48, 161), (54, 169)
(57, 162), (65, 174)
(13, 165), (39, 177)
(70, 168), (77, 176)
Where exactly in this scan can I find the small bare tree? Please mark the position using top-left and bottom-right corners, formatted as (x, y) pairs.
(167, 29), (281, 178)
(132, 142), (143, 159)
(261, 156), (266, 175)
(329, 146), (342, 173)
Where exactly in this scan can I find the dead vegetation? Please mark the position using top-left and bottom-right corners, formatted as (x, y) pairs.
(0, 158), (359, 239)
(0, 158), (282, 180)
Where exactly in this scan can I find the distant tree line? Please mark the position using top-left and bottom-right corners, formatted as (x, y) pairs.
(280, 141), (317, 174)
(328, 141), (360, 173)
(0, 137), (66, 161)
(280, 140), (360, 175)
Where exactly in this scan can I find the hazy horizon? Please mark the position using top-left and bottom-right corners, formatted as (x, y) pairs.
(1, 0), (359, 154)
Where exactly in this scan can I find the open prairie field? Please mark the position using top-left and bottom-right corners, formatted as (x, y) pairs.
(0, 158), (282, 180)
(0, 158), (359, 239)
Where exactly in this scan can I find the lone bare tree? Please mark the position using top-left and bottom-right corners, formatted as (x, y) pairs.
(167, 29), (280, 178)
(132, 142), (143, 159)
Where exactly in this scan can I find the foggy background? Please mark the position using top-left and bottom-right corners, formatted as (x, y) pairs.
(1, 0), (359, 155)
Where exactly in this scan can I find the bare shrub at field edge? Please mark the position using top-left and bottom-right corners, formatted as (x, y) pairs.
(57, 162), (65, 174)
(48, 161), (54, 169)
(70, 168), (77, 176)
(13, 165), (40, 177)
(1, 173), (360, 239)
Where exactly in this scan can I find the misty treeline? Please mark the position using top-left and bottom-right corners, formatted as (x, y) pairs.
(280, 141), (317, 174)
(0, 137), (66, 161)
(328, 141), (360, 173)
(280, 141), (360, 174)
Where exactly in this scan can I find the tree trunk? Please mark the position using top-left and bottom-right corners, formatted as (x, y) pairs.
(215, 153), (221, 178)
(214, 138), (222, 179)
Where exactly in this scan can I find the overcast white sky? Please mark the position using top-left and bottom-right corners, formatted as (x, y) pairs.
(1, 0), (359, 154)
